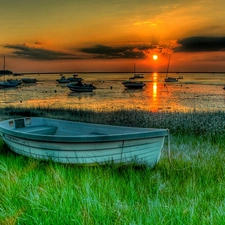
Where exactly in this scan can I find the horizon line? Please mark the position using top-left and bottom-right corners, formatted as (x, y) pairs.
(7, 71), (225, 75)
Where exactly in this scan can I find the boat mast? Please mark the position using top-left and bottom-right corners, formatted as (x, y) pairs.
(3, 56), (5, 81)
(166, 54), (171, 78)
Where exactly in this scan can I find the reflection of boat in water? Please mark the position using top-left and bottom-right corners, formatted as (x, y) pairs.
(0, 117), (168, 166)
(67, 74), (83, 82)
(122, 81), (146, 89)
(66, 81), (96, 92)
(22, 78), (37, 83)
(164, 54), (178, 82)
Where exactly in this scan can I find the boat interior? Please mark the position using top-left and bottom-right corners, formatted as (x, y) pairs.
(2, 117), (166, 138)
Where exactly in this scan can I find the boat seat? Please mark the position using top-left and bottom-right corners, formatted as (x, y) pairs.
(16, 125), (57, 135)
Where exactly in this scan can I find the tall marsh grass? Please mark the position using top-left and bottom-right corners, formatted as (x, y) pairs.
(0, 106), (225, 224)
(1, 106), (225, 139)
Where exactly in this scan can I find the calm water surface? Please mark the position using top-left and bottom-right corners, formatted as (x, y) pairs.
(1, 72), (225, 112)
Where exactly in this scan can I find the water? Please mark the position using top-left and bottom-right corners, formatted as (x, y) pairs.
(1, 72), (225, 112)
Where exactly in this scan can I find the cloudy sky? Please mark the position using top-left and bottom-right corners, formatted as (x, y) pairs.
(1, 0), (225, 73)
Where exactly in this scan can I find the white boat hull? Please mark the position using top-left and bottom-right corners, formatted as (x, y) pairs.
(0, 117), (167, 166)
(66, 83), (95, 92)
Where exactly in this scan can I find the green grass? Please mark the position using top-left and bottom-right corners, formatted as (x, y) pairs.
(0, 106), (225, 224)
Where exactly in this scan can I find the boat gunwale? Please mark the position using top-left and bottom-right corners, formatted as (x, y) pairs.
(0, 117), (168, 143)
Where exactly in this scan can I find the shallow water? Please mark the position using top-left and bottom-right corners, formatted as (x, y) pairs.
(0, 72), (225, 112)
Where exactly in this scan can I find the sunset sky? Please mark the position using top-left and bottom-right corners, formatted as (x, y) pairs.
(1, 0), (225, 73)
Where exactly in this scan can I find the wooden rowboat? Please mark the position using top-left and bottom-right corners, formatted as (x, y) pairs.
(0, 117), (168, 166)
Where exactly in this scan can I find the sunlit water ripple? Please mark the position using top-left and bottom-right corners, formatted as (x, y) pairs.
(0, 72), (225, 112)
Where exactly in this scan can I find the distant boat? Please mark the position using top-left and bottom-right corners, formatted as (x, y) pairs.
(123, 63), (146, 88)
(0, 81), (19, 88)
(130, 74), (144, 79)
(21, 78), (37, 83)
(129, 63), (144, 79)
(164, 77), (178, 82)
(66, 81), (96, 92)
(7, 79), (23, 85)
(122, 80), (146, 89)
(67, 74), (83, 82)
(134, 74), (144, 78)
(13, 73), (23, 76)
(0, 57), (19, 88)
(56, 75), (70, 83)
(0, 70), (13, 75)
(0, 117), (168, 166)
(164, 54), (178, 82)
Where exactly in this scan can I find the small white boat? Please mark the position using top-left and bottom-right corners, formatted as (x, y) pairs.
(132, 74), (144, 79)
(122, 80), (146, 89)
(0, 117), (168, 166)
(67, 74), (83, 82)
(134, 74), (144, 78)
(164, 54), (178, 82)
(56, 75), (70, 83)
(67, 82), (96, 92)
(124, 63), (146, 88)
(129, 63), (145, 79)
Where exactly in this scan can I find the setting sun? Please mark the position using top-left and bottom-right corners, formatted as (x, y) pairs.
(153, 55), (158, 60)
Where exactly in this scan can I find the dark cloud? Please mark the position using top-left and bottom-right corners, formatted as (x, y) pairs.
(3, 44), (78, 60)
(79, 44), (149, 59)
(3, 43), (162, 60)
(174, 36), (225, 52)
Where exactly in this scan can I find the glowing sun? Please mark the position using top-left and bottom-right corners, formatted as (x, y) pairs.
(153, 54), (158, 60)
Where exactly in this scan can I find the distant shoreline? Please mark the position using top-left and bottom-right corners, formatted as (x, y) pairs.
(6, 71), (225, 75)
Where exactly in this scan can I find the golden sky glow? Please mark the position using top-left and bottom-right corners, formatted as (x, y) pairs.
(1, 0), (225, 73)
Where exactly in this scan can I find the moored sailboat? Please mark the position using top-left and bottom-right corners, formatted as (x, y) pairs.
(164, 54), (178, 82)
(0, 57), (19, 88)
(123, 63), (146, 89)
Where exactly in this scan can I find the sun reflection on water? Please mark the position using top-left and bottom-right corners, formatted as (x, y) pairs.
(153, 82), (157, 100)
